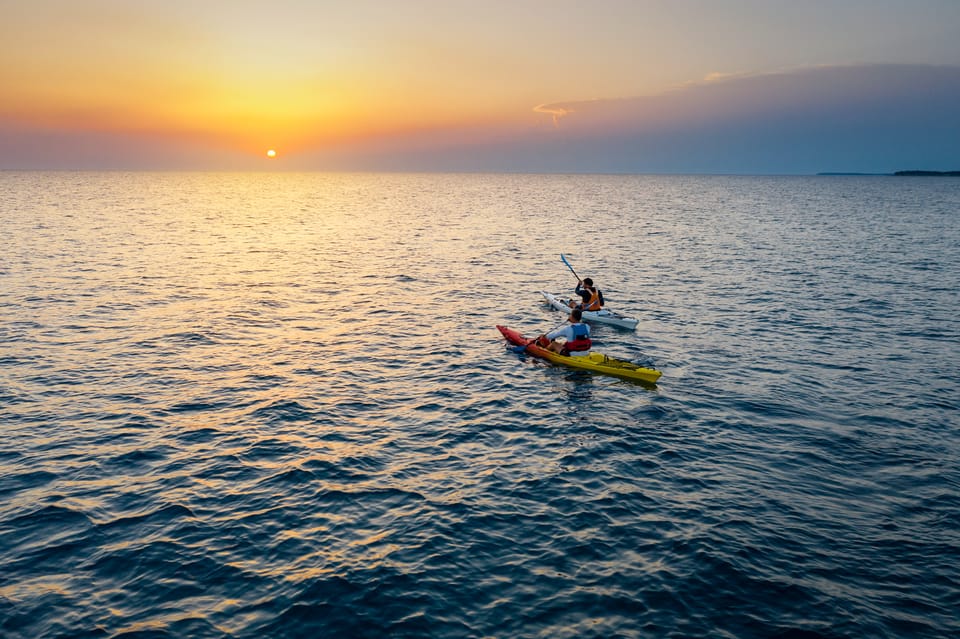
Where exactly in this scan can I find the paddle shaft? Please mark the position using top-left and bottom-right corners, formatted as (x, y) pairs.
(560, 254), (582, 282)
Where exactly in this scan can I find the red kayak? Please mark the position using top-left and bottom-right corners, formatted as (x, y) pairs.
(497, 325), (661, 384)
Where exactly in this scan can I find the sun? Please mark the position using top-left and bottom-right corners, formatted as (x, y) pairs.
(266, 149), (277, 158)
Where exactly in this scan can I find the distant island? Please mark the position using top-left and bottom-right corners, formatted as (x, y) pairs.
(893, 170), (960, 176)
(818, 170), (960, 176)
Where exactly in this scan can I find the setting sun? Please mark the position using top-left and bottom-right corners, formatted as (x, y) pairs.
(266, 149), (277, 158)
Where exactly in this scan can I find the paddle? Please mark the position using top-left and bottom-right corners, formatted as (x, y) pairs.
(560, 253), (582, 283)
(560, 253), (604, 311)
(511, 338), (539, 353)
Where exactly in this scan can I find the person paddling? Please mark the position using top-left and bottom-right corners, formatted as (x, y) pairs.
(574, 277), (604, 311)
(537, 308), (592, 356)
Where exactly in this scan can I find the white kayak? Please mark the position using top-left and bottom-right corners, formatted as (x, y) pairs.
(540, 291), (639, 330)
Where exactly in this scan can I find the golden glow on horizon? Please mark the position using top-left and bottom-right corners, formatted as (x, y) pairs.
(0, 2), (646, 163)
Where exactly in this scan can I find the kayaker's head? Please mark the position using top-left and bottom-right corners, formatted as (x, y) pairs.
(569, 308), (583, 323)
(583, 278), (594, 288)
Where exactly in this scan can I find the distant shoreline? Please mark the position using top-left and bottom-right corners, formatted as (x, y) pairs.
(892, 170), (960, 176)
(818, 170), (960, 176)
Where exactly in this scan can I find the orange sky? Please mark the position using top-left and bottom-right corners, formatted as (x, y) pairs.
(2, 1), (959, 169)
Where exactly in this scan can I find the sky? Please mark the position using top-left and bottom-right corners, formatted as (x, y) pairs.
(1, 0), (959, 173)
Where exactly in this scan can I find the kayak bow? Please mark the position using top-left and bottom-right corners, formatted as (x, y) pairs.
(497, 325), (661, 384)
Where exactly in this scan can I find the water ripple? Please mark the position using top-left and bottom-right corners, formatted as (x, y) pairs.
(1, 173), (958, 638)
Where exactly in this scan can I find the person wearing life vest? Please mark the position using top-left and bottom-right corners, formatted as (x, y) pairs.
(537, 307), (592, 356)
(574, 277), (604, 311)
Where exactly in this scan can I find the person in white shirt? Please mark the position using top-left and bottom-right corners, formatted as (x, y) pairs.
(538, 308), (592, 356)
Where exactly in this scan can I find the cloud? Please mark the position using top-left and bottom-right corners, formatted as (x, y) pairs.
(533, 103), (576, 127)
(535, 64), (960, 131)
(418, 64), (960, 174)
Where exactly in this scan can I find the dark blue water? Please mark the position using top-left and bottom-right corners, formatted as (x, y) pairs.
(2, 172), (958, 638)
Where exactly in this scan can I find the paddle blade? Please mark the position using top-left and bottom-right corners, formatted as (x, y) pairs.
(511, 342), (530, 353)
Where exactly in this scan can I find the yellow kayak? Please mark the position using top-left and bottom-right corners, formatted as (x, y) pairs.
(497, 325), (661, 385)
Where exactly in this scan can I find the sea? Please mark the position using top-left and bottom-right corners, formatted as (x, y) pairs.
(1, 172), (958, 639)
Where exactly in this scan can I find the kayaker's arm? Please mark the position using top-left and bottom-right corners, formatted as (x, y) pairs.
(574, 283), (587, 304)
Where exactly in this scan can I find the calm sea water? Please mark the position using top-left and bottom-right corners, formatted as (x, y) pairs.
(1, 172), (958, 638)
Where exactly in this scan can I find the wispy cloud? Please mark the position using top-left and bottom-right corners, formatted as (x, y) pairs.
(531, 64), (960, 132)
(533, 103), (575, 127)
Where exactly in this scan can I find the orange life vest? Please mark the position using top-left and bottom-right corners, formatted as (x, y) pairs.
(581, 287), (602, 311)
